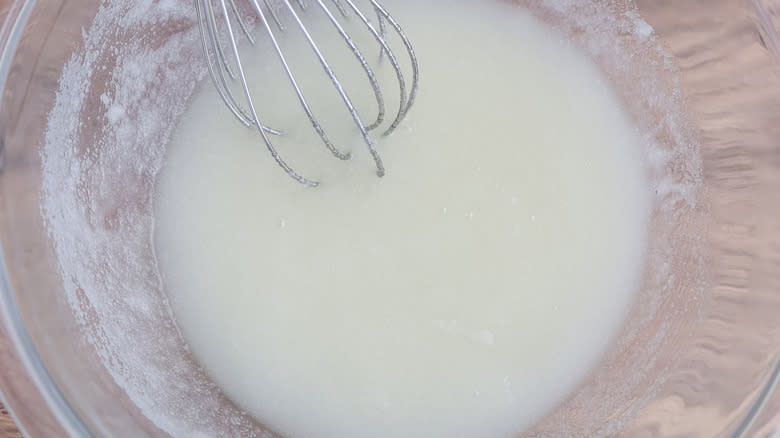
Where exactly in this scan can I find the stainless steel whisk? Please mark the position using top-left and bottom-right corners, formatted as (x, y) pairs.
(195, 0), (419, 186)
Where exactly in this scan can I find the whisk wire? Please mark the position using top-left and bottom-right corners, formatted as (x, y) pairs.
(198, 0), (418, 184)
(263, 0), (286, 31)
(369, 0), (419, 132)
(219, 0), (320, 186)
(199, 0), (284, 135)
(230, 0), (257, 44)
(315, 0), (386, 131)
(331, 0), (350, 17)
(249, 0), (353, 161)
(198, 0), (249, 123)
(283, 0), (385, 176)
(209, 2), (238, 79)
(341, 0), (409, 134)
(377, 8), (387, 61)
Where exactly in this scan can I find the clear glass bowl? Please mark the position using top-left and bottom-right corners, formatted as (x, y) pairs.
(1, 0), (780, 437)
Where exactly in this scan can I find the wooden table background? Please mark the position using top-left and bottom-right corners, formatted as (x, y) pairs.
(0, 402), (22, 438)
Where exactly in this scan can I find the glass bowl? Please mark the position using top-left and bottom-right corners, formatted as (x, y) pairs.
(1, 0), (780, 437)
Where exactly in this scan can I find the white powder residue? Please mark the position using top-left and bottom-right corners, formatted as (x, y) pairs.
(40, 1), (702, 437)
(626, 10), (655, 41)
(41, 1), (269, 437)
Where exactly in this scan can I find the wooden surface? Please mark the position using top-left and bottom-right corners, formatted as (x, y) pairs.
(0, 402), (22, 437)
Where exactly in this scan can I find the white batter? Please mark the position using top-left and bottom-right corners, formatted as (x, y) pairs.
(154, 1), (650, 437)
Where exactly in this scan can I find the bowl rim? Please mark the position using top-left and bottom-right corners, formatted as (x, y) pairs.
(0, 1), (93, 436)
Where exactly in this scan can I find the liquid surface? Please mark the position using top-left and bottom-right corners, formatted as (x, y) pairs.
(154, 1), (651, 437)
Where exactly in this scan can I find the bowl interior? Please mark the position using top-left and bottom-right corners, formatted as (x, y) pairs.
(1, 0), (780, 437)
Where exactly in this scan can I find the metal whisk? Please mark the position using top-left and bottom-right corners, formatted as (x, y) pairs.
(195, 0), (419, 186)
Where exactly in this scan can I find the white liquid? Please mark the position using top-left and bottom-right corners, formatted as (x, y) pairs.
(154, 1), (650, 437)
